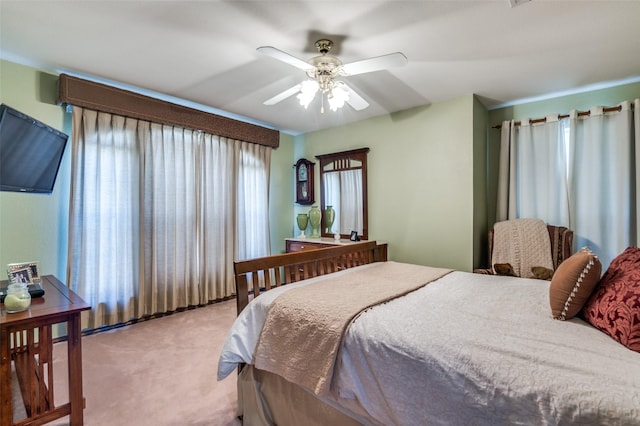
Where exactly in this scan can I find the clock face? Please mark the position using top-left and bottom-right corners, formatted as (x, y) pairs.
(298, 163), (308, 181)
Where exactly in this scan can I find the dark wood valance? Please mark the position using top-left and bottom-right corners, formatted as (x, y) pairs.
(57, 74), (279, 148)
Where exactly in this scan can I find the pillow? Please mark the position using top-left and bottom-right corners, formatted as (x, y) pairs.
(549, 247), (601, 320)
(582, 247), (640, 352)
(493, 263), (516, 276)
(532, 266), (554, 281)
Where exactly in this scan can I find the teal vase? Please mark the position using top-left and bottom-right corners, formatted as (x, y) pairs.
(309, 205), (321, 238)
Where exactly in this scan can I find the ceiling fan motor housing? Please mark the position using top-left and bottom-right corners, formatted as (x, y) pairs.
(306, 54), (342, 89)
(306, 39), (343, 90)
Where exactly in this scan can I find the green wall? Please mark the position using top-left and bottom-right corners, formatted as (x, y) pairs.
(0, 60), (71, 281)
(473, 95), (489, 269)
(269, 133), (294, 254)
(296, 94), (485, 271)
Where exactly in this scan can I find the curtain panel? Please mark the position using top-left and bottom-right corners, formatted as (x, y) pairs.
(568, 101), (637, 268)
(496, 99), (639, 269)
(496, 116), (570, 225)
(68, 107), (271, 329)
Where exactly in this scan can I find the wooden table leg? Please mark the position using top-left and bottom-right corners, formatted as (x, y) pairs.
(67, 313), (84, 425)
(0, 326), (12, 426)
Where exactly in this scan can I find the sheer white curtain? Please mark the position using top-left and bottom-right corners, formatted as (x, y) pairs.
(68, 109), (142, 327)
(496, 116), (570, 224)
(568, 101), (638, 267)
(235, 139), (271, 261)
(139, 123), (200, 314)
(199, 135), (271, 301)
(68, 107), (271, 329)
(496, 99), (639, 269)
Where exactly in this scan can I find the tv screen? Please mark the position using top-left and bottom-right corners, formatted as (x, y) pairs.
(0, 104), (69, 193)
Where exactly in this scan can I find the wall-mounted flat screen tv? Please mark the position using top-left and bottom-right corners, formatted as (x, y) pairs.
(0, 104), (69, 193)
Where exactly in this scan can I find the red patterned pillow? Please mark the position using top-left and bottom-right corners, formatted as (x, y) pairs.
(582, 247), (640, 352)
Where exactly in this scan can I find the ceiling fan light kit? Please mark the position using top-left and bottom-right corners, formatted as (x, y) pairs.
(297, 80), (319, 109)
(259, 39), (407, 113)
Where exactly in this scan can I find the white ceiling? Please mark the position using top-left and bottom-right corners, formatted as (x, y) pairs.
(1, 1), (639, 135)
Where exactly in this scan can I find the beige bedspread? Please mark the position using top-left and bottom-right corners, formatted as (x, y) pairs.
(253, 261), (451, 396)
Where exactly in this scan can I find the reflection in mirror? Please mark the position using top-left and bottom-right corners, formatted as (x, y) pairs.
(324, 169), (363, 235)
(316, 148), (369, 240)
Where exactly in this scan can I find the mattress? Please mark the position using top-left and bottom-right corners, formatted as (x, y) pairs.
(218, 264), (640, 425)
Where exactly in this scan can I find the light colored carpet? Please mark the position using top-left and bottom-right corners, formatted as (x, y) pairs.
(12, 299), (242, 426)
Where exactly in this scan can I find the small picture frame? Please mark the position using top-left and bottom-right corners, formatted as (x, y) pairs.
(7, 261), (40, 284)
(349, 231), (360, 242)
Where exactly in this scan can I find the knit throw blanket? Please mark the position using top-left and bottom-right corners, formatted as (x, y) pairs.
(253, 262), (452, 396)
(492, 219), (553, 278)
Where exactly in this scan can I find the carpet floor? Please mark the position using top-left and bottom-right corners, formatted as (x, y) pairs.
(12, 299), (242, 426)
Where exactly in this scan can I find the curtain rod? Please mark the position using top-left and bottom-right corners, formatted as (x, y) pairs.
(492, 104), (631, 129)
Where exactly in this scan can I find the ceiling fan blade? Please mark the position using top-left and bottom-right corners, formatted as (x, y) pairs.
(263, 84), (302, 106)
(340, 82), (369, 111)
(257, 46), (313, 71)
(341, 52), (408, 76)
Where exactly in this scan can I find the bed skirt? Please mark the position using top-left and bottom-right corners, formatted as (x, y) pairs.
(237, 365), (365, 426)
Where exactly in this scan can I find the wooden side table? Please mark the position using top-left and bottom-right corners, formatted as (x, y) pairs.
(0, 275), (90, 425)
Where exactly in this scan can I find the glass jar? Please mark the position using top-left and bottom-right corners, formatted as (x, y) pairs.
(4, 283), (31, 313)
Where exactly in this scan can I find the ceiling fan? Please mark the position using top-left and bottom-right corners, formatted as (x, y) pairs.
(258, 39), (408, 113)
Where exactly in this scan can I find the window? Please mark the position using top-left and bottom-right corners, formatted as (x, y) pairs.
(68, 108), (271, 329)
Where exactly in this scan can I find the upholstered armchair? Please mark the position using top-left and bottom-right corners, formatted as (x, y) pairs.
(474, 221), (573, 278)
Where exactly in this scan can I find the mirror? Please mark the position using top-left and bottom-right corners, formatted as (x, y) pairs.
(316, 148), (369, 240)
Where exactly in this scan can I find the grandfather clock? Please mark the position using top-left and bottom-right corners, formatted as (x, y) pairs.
(294, 158), (314, 205)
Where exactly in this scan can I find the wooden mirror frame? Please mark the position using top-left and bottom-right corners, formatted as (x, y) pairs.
(316, 147), (369, 240)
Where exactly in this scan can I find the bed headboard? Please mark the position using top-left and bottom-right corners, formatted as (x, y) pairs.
(233, 241), (386, 314)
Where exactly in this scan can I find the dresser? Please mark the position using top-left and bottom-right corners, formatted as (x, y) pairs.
(285, 237), (387, 262)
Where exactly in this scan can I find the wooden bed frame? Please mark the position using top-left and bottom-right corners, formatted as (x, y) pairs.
(233, 241), (387, 314)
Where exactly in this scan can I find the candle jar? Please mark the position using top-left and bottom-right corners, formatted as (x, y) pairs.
(4, 283), (31, 313)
